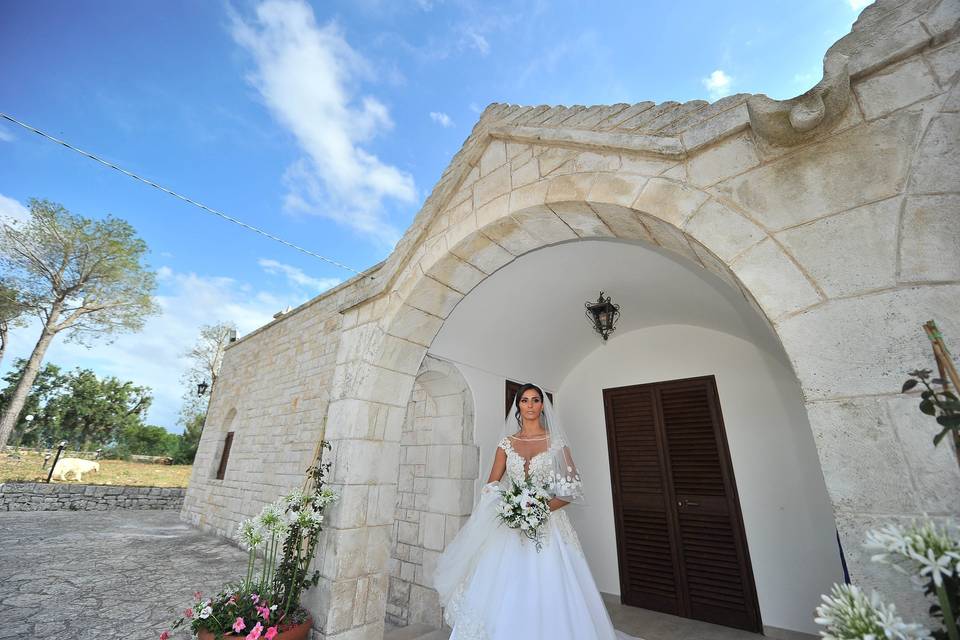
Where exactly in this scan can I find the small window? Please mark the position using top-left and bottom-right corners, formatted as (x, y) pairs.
(216, 432), (234, 480)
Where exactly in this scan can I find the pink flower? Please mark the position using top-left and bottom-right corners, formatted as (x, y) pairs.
(160, 632), (170, 640)
(184, 608), (194, 619)
(245, 622), (264, 640)
(264, 627), (279, 640)
(257, 605), (271, 620)
(250, 593), (260, 604)
(193, 591), (203, 600)
(233, 617), (246, 633)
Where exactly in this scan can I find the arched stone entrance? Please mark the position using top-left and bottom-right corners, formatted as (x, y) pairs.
(314, 118), (958, 637)
(387, 356), (477, 629)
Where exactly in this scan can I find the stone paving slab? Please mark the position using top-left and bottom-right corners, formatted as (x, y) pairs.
(0, 510), (248, 639)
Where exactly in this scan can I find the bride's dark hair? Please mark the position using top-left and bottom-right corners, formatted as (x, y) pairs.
(514, 383), (546, 428)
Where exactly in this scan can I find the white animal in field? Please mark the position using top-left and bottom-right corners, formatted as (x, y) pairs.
(52, 458), (100, 482)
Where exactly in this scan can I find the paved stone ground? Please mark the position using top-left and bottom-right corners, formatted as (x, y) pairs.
(0, 510), (248, 639)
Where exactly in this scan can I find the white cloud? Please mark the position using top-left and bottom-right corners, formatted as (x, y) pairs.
(258, 258), (341, 292)
(0, 193), (29, 225)
(0, 267), (307, 432)
(429, 111), (453, 128)
(461, 28), (490, 55)
(848, 0), (872, 10)
(230, 0), (416, 247)
(702, 69), (733, 101)
(0, 126), (14, 142)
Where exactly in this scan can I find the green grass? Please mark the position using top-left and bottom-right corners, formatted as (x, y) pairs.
(0, 450), (193, 487)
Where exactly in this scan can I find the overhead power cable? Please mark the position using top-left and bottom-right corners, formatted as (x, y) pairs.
(0, 112), (363, 275)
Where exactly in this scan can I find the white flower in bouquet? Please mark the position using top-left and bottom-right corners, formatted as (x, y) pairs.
(496, 479), (552, 551)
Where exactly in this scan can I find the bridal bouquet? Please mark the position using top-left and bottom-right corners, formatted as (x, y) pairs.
(496, 479), (552, 551)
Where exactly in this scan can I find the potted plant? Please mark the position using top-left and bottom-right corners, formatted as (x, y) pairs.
(161, 441), (337, 640)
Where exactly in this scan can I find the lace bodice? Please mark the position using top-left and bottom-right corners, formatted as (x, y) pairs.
(498, 436), (555, 487)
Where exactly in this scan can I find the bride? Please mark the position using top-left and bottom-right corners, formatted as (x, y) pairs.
(433, 383), (640, 640)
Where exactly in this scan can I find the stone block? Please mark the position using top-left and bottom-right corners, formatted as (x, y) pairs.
(716, 110), (921, 230)
(925, 39), (960, 86)
(590, 202), (656, 244)
(421, 512), (445, 551)
(479, 140), (506, 177)
(643, 215), (700, 264)
(633, 178), (709, 228)
(404, 275), (463, 319)
(537, 147), (576, 176)
(379, 335), (426, 378)
(423, 253), (486, 296)
(804, 397), (919, 513)
(508, 181), (548, 214)
(619, 154), (677, 176)
(729, 238), (822, 321)
(511, 205), (577, 244)
(909, 112), (960, 195)
(587, 173), (647, 208)
(574, 151), (621, 173)
(426, 477), (473, 515)
(473, 164), (511, 210)
(885, 395), (960, 514)
(775, 197), (900, 297)
(776, 285), (960, 399)
(475, 193), (509, 229)
(900, 195), (960, 282)
(448, 232), (515, 275)
(330, 439), (402, 485)
(548, 201), (615, 238)
(386, 305), (443, 347)
(679, 102), (750, 151)
(481, 217), (546, 256)
(687, 131), (761, 187)
(545, 173), (597, 203)
(854, 58), (941, 121)
(683, 199), (766, 262)
(511, 158), (540, 188)
(408, 583), (442, 628)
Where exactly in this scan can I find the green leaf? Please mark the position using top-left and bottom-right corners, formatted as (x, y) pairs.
(922, 390), (933, 400)
(920, 399), (936, 415)
(902, 379), (920, 393)
(934, 428), (950, 446)
(936, 415), (960, 428)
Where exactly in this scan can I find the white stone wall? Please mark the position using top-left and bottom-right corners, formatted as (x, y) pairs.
(387, 358), (478, 629)
(181, 289), (346, 540)
(183, 1), (960, 636)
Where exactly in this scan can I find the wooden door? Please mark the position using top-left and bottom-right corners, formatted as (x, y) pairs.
(603, 376), (761, 632)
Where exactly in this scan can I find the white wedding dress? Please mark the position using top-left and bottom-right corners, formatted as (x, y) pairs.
(434, 436), (641, 640)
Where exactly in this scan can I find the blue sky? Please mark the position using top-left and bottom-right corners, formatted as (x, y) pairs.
(0, 0), (867, 432)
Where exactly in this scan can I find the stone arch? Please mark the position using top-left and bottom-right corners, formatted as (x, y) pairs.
(387, 355), (477, 630)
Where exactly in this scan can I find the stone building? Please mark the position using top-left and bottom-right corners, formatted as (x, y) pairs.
(181, 0), (960, 638)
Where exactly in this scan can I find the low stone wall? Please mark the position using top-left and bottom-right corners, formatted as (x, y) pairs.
(0, 482), (186, 511)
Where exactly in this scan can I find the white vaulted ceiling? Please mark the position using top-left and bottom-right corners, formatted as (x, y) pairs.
(428, 238), (791, 390)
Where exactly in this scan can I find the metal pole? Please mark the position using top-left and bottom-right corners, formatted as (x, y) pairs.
(45, 441), (66, 483)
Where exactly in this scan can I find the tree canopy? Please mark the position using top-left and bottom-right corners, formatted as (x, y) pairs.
(0, 199), (159, 448)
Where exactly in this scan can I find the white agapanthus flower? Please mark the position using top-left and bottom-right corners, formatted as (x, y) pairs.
(236, 518), (264, 550)
(256, 502), (288, 535)
(865, 520), (960, 588)
(282, 488), (309, 508)
(815, 584), (931, 640)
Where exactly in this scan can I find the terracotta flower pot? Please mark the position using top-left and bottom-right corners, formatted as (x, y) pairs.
(197, 617), (313, 640)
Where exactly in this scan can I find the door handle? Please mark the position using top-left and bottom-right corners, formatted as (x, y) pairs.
(686, 501), (700, 507)
(676, 499), (701, 508)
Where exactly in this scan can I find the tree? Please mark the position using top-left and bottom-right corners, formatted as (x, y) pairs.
(115, 423), (179, 457)
(179, 322), (236, 423)
(0, 199), (158, 448)
(0, 282), (27, 367)
(43, 369), (152, 449)
(0, 359), (68, 446)
(173, 411), (205, 464)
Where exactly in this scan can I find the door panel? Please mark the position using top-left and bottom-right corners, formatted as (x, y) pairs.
(603, 376), (761, 632)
